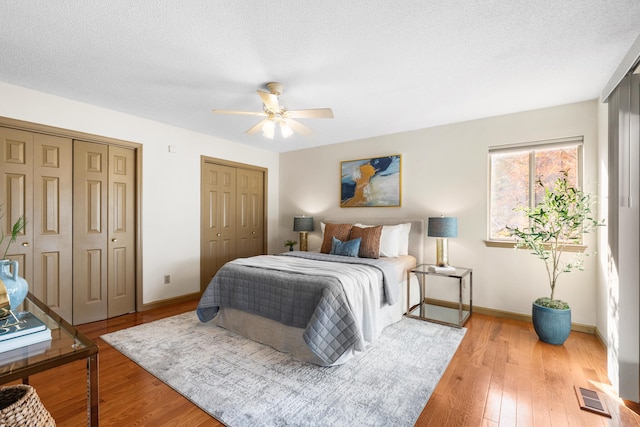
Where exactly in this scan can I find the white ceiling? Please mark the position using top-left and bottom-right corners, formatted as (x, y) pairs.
(1, 1), (639, 153)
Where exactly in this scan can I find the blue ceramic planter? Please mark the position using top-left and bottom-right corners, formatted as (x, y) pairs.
(0, 259), (28, 311)
(532, 302), (571, 345)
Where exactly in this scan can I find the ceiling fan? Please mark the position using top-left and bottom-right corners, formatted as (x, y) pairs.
(212, 82), (334, 139)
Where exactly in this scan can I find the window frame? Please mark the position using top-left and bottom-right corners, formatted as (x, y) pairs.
(485, 136), (585, 249)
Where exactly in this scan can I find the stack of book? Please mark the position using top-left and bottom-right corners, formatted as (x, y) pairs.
(427, 265), (457, 274)
(0, 311), (52, 362)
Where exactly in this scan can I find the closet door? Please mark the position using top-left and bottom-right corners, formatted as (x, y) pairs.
(73, 141), (136, 324)
(201, 162), (237, 291)
(107, 145), (136, 318)
(33, 133), (73, 320)
(0, 128), (72, 321)
(73, 141), (108, 324)
(236, 167), (264, 258)
(0, 128), (33, 280)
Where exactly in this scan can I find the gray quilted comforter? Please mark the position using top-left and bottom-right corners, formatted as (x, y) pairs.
(196, 252), (398, 364)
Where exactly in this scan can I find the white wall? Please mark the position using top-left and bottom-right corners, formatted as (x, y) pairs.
(280, 100), (600, 325)
(0, 82), (280, 305)
(0, 81), (604, 327)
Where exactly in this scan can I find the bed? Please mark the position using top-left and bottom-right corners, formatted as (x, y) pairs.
(197, 218), (424, 366)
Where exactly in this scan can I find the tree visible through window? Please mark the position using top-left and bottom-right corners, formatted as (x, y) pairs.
(489, 140), (582, 240)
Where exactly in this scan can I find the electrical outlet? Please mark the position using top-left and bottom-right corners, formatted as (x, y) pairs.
(164, 275), (171, 284)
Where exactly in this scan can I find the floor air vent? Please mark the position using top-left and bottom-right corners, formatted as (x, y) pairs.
(574, 386), (611, 418)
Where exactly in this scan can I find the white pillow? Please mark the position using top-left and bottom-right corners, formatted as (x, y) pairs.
(397, 223), (412, 255)
(355, 223), (402, 257)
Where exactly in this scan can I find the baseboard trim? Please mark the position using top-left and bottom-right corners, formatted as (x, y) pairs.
(140, 292), (201, 311)
(141, 294), (599, 336)
(424, 297), (596, 335)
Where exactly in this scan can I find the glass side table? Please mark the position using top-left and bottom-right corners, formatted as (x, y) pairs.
(406, 264), (472, 327)
(0, 292), (99, 426)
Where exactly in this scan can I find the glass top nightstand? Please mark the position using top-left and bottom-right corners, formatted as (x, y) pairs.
(406, 264), (472, 327)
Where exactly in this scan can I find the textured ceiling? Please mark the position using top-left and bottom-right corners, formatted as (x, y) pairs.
(1, 1), (639, 152)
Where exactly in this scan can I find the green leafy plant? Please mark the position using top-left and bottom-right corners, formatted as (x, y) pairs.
(284, 240), (297, 249)
(0, 204), (27, 259)
(508, 171), (604, 309)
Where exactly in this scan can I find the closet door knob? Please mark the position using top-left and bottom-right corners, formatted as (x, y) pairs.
(217, 233), (221, 237)
(112, 238), (118, 242)
(21, 242), (29, 247)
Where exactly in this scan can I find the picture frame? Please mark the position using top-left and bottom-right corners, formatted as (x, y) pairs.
(340, 154), (401, 207)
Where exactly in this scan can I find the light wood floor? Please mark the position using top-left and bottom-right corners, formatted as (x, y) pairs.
(9, 299), (640, 426)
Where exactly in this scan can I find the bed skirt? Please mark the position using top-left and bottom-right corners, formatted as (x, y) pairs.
(213, 274), (420, 366)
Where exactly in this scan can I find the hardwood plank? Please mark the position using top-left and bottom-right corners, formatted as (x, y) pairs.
(5, 301), (640, 426)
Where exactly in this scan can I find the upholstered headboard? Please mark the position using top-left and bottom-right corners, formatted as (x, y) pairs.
(322, 218), (424, 264)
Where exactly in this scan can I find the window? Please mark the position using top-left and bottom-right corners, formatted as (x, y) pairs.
(488, 137), (583, 241)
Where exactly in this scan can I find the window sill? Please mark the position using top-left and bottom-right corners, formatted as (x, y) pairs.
(484, 240), (588, 252)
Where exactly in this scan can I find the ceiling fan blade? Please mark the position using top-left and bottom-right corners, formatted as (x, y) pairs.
(257, 90), (280, 112)
(286, 118), (314, 137)
(285, 108), (334, 119)
(245, 119), (268, 135)
(212, 109), (267, 117)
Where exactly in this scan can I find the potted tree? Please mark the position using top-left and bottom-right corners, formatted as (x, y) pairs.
(508, 171), (603, 345)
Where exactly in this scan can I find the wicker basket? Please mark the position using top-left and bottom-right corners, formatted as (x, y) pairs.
(0, 385), (55, 427)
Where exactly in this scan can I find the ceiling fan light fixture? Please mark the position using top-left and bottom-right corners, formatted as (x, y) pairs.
(262, 120), (275, 139)
(213, 82), (333, 140)
(280, 122), (293, 138)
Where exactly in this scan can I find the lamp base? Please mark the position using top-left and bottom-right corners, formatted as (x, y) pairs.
(435, 238), (449, 267)
(299, 231), (309, 251)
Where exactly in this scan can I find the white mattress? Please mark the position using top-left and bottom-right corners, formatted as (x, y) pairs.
(381, 255), (417, 284)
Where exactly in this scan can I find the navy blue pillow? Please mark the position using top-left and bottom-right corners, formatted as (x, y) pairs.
(330, 236), (361, 257)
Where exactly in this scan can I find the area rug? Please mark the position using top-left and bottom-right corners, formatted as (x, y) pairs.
(101, 312), (466, 427)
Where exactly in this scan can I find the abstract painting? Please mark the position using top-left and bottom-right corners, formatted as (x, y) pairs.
(340, 155), (401, 207)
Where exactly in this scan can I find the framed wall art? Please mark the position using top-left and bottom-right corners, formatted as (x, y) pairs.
(340, 154), (401, 207)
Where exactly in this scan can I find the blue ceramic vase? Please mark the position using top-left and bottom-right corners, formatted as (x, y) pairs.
(0, 259), (28, 311)
(532, 301), (571, 345)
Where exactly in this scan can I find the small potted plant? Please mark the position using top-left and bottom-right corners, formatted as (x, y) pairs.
(508, 171), (603, 345)
(284, 240), (297, 251)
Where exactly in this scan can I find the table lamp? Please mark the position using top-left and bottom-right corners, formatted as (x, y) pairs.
(428, 216), (458, 267)
(293, 216), (314, 251)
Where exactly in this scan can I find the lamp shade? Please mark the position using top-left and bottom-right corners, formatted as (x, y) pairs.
(428, 217), (457, 238)
(293, 216), (314, 232)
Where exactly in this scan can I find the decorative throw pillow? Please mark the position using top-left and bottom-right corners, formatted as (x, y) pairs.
(330, 236), (362, 257)
(320, 223), (353, 253)
(355, 223), (402, 257)
(349, 225), (382, 259)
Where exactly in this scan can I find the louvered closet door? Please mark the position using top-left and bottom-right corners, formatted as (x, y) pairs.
(236, 167), (264, 259)
(201, 162), (236, 291)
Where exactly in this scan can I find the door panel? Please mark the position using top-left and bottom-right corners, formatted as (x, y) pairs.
(107, 146), (135, 318)
(201, 163), (236, 291)
(73, 141), (108, 324)
(0, 128), (33, 282)
(33, 133), (72, 320)
(1, 129), (72, 321)
(236, 168), (264, 258)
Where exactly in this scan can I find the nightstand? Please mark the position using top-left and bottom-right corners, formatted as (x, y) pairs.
(406, 264), (472, 327)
